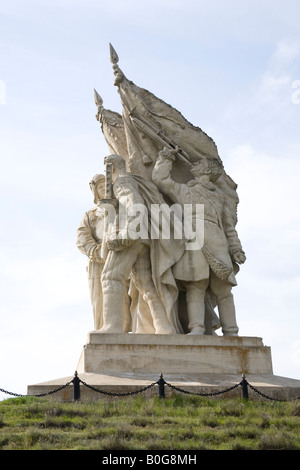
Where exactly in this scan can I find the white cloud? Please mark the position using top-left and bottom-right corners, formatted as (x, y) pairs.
(257, 39), (300, 106)
(273, 39), (300, 65)
(224, 38), (300, 137)
(226, 144), (300, 234)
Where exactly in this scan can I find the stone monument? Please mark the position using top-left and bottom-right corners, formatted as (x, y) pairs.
(28, 45), (300, 400)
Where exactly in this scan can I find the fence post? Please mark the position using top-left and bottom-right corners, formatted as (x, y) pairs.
(72, 371), (80, 401)
(158, 372), (165, 398)
(240, 374), (249, 400)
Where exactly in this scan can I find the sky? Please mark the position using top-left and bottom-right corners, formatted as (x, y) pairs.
(0, 0), (299, 399)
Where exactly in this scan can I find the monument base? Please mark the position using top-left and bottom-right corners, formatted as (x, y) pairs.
(77, 333), (273, 375)
(27, 333), (300, 401)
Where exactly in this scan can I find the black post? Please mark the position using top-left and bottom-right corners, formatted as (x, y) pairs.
(240, 374), (249, 400)
(72, 371), (80, 401)
(158, 372), (165, 398)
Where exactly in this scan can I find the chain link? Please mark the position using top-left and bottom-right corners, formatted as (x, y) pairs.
(164, 381), (241, 397)
(78, 378), (159, 396)
(247, 382), (287, 402)
(0, 381), (73, 398)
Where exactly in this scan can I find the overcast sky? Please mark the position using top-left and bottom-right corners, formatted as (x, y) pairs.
(0, 0), (299, 399)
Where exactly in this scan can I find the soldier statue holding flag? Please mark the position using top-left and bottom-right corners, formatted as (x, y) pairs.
(78, 44), (246, 336)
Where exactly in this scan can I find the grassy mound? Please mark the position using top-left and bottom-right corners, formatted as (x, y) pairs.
(0, 394), (299, 450)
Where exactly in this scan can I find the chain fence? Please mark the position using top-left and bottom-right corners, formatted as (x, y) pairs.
(0, 380), (73, 398)
(1, 372), (299, 402)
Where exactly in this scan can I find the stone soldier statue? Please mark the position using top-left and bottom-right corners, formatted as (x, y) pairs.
(76, 174), (106, 330)
(76, 174), (131, 332)
(152, 147), (246, 336)
(99, 154), (185, 335)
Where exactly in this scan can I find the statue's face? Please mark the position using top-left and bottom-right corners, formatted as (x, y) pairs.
(191, 159), (209, 177)
(191, 158), (223, 181)
(96, 180), (106, 200)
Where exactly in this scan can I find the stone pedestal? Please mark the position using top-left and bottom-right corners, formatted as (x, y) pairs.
(27, 333), (300, 401)
(77, 333), (273, 375)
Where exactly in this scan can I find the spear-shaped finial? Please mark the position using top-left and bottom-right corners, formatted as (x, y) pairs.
(94, 88), (104, 122)
(109, 43), (124, 86)
(109, 43), (119, 64)
(94, 88), (103, 107)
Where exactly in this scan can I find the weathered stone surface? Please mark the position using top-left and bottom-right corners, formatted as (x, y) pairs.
(77, 333), (273, 375)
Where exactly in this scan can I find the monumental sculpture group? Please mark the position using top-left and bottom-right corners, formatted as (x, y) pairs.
(28, 45), (300, 400)
(76, 44), (246, 339)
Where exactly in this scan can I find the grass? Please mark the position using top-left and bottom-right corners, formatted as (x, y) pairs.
(0, 394), (299, 450)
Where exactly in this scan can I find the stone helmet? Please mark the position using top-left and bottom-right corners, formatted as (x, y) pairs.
(89, 174), (105, 204)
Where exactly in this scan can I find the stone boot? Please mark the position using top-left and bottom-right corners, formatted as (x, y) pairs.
(217, 292), (239, 336)
(187, 300), (206, 335)
(146, 296), (175, 334)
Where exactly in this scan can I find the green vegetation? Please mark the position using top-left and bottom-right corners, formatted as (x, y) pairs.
(0, 394), (299, 450)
